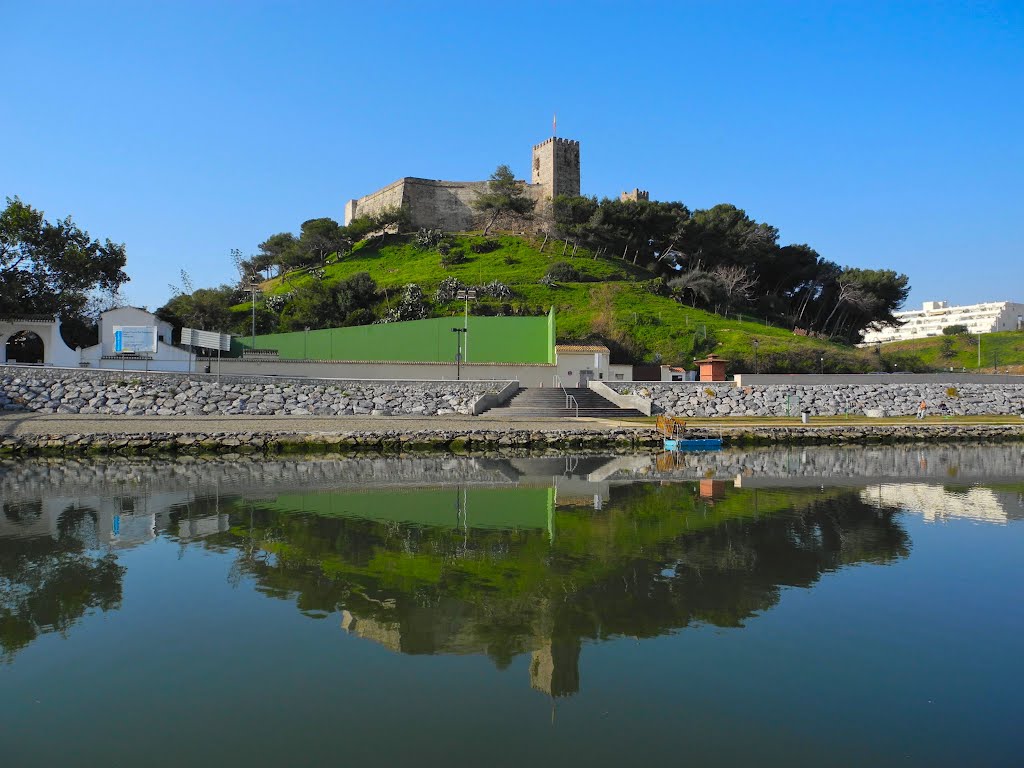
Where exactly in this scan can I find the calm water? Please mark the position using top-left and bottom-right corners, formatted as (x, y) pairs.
(2, 446), (1022, 767)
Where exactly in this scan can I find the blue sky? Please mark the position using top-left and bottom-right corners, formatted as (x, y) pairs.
(2, 1), (1021, 312)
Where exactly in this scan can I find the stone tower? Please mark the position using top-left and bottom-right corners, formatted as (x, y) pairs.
(532, 137), (581, 199)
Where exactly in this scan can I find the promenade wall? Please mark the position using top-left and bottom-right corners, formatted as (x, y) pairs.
(0, 366), (513, 417)
(613, 378), (1024, 417)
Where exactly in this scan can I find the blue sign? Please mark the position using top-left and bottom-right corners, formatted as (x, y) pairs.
(114, 330), (123, 353)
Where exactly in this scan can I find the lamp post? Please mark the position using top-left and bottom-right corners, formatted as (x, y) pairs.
(304, 326), (309, 360)
(451, 327), (467, 380)
(455, 289), (477, 362)
(819, 355), (824, 374)
(752, 339), (759, 374)
(247, 279), (262, 351)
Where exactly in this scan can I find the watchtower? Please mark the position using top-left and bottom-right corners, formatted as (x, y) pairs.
(532, 137), (581, 199)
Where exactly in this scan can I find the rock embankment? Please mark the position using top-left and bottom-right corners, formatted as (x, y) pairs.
(617, 382), (1024, 417)
(0, 369), (505, 416)
(1, 423), (1021, 457)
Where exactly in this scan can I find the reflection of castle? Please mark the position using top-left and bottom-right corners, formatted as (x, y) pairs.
(530, 639), (581, 698)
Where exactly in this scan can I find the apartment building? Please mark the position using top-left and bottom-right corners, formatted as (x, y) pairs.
(862, 301), (1024, 345)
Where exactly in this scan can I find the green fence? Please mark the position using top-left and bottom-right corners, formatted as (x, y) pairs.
(234, 308), (555, 364)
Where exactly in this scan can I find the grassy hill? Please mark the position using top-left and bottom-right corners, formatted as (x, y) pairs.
(881, 330), (1024, 373)
(235, 232), (889, 372)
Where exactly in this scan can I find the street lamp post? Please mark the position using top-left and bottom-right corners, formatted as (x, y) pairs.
(752, 339), (759, 374)
(247, 279), (262, 350)
(451, 327), (467, 380)
(819, 355), (824, 374)
(455, 289), (477, 362)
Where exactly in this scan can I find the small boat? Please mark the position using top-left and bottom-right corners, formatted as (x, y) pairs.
(656, 415), (723, 452)
(663, 437), (723, 452)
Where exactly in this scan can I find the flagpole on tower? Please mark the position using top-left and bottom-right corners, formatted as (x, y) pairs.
(553, 113), (557, 137)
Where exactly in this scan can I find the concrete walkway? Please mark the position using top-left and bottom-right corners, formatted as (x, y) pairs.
(0, 412), (648, 437)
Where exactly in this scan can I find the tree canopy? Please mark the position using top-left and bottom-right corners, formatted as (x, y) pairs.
(0, 197), (128, 319)
(472, 165), (536, 234)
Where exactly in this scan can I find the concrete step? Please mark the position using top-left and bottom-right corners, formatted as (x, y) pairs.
(481, 386), (644, 419)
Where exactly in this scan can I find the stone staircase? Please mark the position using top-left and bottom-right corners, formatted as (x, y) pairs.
(483, 386), (645, 419)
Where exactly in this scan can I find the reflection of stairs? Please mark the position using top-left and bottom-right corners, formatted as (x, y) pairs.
(485, 387), (645, 418)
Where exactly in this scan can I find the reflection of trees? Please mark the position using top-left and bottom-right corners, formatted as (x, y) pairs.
(0, 507), (125, 661)
(203, 483), (909, 694)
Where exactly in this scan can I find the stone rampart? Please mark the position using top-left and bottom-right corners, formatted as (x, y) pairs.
(614, 381), (1024, 417)
(345, 177), (548, 231)
(0, 367), (509, 417)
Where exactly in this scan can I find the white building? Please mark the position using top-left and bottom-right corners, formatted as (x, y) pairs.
(80, 306), (194, 372)
(862, 300), (1024, 345)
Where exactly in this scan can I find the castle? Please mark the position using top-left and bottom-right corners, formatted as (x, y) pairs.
(344, 136), (586, 231)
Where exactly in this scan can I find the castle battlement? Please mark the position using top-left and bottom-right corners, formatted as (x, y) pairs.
(620, 188), (650, 202)
(532, 137), (581, 150)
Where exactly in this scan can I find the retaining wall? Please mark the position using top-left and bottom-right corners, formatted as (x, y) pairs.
(0, 366), (513, 417)
(614, 380), (1024, 417)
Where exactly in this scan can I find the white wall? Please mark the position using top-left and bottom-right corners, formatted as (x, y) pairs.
(0, 318), (81, 367)
(98, 307), (174, 356)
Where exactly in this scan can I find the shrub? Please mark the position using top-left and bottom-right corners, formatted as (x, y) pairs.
(470, 239), (500, 254)
(440, 248), (467, 268)
(434, 276), (466, 303)
(943, 324), (969, 336)
(478, 280), (513, 300)
(704, 387), (716, 398)
(946, 386), (960, 398)
(415, 228), (443, 248)
(644, 277), (670, 297)
(382, 284), (429, 322)
(544, 261), (581, 283)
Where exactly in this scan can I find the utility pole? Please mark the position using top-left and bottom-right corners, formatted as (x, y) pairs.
(247, 279), (262, 351)
(451, 327), (467, 380)
(456, 289), (476, 362)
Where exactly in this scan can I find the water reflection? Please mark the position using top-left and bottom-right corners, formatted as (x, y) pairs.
(1, 444), (1022, 682)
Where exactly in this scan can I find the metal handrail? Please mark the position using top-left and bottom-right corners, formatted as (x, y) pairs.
(567, 394), (579, 418)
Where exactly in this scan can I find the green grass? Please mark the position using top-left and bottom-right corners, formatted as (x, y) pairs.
(235, 232), (890, 370)
(882, 330), (1024, 372)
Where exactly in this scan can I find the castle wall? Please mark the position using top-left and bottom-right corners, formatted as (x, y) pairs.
(402, 179), (491, 230)
(347, 177), (546, 232)
(344, 178), (408, 225)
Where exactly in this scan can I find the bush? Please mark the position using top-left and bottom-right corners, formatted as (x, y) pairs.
(470, 239), (500, 254)
(382, 284), (429, 322)
(415, 228), (444, 248)
(544, 261), (581, 283)
(478, 280), (513, 300)
(440, 248), (467, 268)
(943, 324), (969, 336)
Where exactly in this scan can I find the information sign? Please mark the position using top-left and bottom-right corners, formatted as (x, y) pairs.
(113, 326), (157, 354)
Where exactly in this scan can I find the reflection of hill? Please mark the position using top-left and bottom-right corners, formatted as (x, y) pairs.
(205, 481), (909, 697)
(1, 451), (943, 675)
